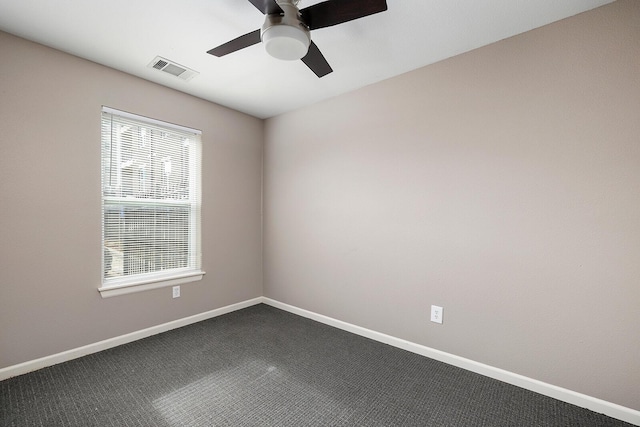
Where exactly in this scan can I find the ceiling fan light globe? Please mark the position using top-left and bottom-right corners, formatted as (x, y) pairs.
(262, 25), (310, 61)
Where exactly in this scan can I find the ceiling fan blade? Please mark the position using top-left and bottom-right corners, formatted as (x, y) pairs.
(301, 0), (387, 30)
(207, 29), (261, 57)
(247, 0), (283, 15)
(301, 41), (333, 78)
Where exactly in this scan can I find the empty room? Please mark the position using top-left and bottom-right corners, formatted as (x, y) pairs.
(1, 0), (638, 425)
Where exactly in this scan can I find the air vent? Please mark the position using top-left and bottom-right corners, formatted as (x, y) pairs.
(148, 56), (199, 81)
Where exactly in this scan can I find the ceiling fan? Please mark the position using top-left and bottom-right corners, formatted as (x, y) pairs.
(207, 0), (388, 78)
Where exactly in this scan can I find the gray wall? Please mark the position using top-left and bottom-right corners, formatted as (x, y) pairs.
(0, 31), (263, 368)
(263, 0), (640, 410)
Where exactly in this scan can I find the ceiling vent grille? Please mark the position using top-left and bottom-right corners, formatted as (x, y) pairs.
(148, 56), (198, 81)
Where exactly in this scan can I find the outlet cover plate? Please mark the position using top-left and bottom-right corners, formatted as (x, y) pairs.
(172, 286), (180, 298)
(431, 305), (443, 324)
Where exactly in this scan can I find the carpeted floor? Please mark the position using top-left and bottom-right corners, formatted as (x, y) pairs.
(0, 304), (634, 426)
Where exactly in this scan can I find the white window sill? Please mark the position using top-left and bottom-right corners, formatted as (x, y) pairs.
(98, 270), (205, 298)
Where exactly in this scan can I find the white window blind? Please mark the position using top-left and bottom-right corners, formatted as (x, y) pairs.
(100, 107), (203, 297)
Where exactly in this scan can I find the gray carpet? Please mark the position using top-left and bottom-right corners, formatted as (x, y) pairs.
(0, 304), (633, 426)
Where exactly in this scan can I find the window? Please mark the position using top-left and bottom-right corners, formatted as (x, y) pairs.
(99, 107), (204, 297)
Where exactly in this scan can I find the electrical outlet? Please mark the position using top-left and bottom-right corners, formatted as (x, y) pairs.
(172, 286), (180, 298)
(431, 305), (443, 324)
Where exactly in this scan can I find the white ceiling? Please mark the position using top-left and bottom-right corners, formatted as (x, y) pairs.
(0, 0), (613, 119)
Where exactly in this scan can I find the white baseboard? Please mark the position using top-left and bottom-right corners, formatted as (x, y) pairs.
(0, 297), (263, 382)
(262, 298), (640, 426)
(2, 296), (637, 425)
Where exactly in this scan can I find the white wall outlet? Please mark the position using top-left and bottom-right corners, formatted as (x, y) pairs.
(172, 286), (180, 298)
(431, 305), (443, 324)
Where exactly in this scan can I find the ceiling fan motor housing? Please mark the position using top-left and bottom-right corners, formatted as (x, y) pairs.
(261, 0), (311, 60)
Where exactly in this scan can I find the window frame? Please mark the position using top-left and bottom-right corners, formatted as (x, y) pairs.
(98, 106), (204, 298)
